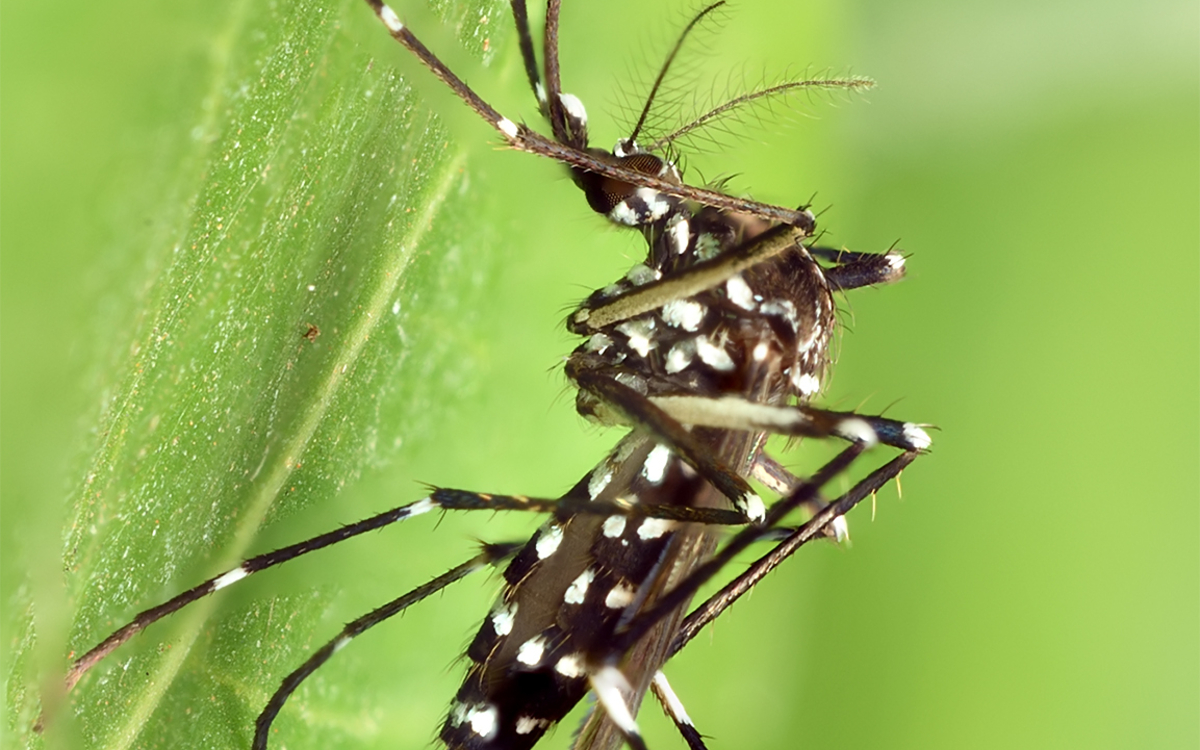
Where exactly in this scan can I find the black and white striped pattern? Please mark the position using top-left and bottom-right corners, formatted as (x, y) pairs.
(60, 3), (931, 749)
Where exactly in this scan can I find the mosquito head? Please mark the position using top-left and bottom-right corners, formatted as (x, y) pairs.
(570, 145), (685, 229)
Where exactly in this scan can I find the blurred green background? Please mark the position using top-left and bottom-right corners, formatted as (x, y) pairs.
(2, 0), (1196, 749)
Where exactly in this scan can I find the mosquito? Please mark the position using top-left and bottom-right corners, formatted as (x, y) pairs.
(53, 2), (930, 749)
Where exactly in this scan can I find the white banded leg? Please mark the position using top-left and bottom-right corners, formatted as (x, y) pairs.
(605, 443), (869, 660)
(570, 223), (805, 333)
(61, 474), (746, 698)
(64, 495), (443, 692)
(750, 451), (850, 542)
(569, 367), (928, 525)
(564, 446), (872, 750)
(808, 244), (908, 291)
(592, 449), (921, 747)
(589, 665), (650, 750)
(363, 0), (815, 229)
(429, 488), (748, 526)
(651, 671), (708, 750)
(569, 367), (773, 523)
(649, 393), (933, 452)
(252, 544), (520, 750)
(671, 451), (919, 657)
(507, 0), (547, 112)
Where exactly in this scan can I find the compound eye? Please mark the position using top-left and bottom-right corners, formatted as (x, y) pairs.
(618, 153), (666, 177)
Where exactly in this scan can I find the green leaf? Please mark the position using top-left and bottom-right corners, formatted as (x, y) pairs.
(16, 1), (591, 748)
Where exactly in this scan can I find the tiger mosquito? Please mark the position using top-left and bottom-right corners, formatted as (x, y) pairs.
(56, 2), (931, 749)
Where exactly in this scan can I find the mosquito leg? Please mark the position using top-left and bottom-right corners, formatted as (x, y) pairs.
(252, 543), (519, 750)
(570, 368), (776, 521)
(570, 223), (806, 333)
(69, 476), (735, 695)
(750, 451), (849, 542)
(670, 451), (919, 656)
(508, 0), (545, 109)
(808, 245), (908, 291)
(64, 494), (454, 692)
(651, 671), (709, 750)
(568, 362), (921, 523)
(647, 393), (933, 452)
(561, 449), (877, 748)
(589, 666), (650, 750)
(429, 488), (748, 526)
(540, 0), (579, 147)
(605, 443), (868, 657)
(362, 1), (815, 227)
(748, 450), (801, 496)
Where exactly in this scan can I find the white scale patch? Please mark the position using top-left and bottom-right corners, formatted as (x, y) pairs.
(536, 524), (564, 559)
(695, 335), (735, 371)
(652, 672), (694, 727)
(726, 275), (756, 310)
(903, 422), (933, 450)
(602, 515), (626, 538)
(740, 493), (766, 523)
(496, 117), (519, 139)
(515, 716), (549, 735)
(605, 582), (636, 609)
(664, 340), (695, 374)
(760, 299), (799, 331)
(615, 371), (647, 393)
(564, 569), (595, 605)
(379, 4), (404, 32)
(516, 636), (548, 666)
(661, 299), (705, 331)
(597, 282), (623, 299)
(615, 318), (656, 357)
(666, 215), (690, 255)
(212, 566), (248, 591)
(588, 466), (614, 499)
(613, 436), (640, 464)
(585, 333), (614, 353)
(830, 515), (850, 542)
(637, 517), (676, 540)
(468, 704), (500, 739)
(491, 601), (517, 636)
(590, 667), (640, 736)
(793, 371), (821, 396)
(407, 496), (436, 517)
(641, 444), (672, 484)
(555, 653), (584, 678)
(694, 232), (721, 260)
(624, 263), (660, 286)
(634, 187), (671, 221)
(836, 418), (878, 447)
(558, 92), (588, 125)
(609, 202), (639, 225)
(752, 341), (770, 362)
